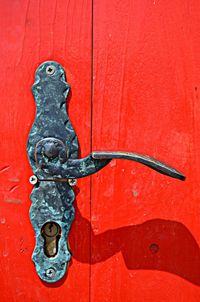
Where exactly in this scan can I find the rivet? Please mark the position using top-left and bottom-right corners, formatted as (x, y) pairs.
(29, 175), (38, 185)
(68, 179), (77, 186)
(45, 267), (56, 278)
(46, 65), (55, 75)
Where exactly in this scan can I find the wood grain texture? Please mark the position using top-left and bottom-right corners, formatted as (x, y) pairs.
(1, 0), (200, 301)
(91, 0), (200, 301)
(0, 0), (92, 301)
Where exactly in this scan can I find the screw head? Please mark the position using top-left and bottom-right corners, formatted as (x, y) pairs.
(45, 267), (56, 278)
(46, 65), (55, 75)
(68, 179), (77, 186)
(149, 243), (159, 254)
(29, 175), (38, 185)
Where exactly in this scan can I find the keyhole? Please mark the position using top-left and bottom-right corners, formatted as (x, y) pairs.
(41, 222), (61, 257)
(49, 224), (53, 233)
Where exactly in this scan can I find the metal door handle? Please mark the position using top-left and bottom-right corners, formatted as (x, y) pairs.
(34, 144), (184, 180)
(27, 61), (185, 283)
(92, 151), (185, 180)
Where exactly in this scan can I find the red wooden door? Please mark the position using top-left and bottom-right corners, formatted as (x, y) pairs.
(0, 1), (92, 301)
(0, 1), (199, 301)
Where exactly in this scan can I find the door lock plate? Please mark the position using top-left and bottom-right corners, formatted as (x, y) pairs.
(27, 61), (185, 283)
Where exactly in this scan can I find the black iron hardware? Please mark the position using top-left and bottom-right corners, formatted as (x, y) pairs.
(27, 61), (185, 283)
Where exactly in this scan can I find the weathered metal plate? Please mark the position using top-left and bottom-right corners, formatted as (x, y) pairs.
(27, 61), (78, 282)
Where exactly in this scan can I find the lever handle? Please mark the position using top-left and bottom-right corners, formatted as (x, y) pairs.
(34, 138), (185, 181)
(92, 151), (185, 181)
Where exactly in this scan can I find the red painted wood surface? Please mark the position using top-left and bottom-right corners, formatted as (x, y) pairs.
(0, 1), (92, 301)
(1, 1), (200, 301)
(91, 1), (200, 301)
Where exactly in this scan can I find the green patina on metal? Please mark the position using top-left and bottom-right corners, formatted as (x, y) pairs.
(27, 61), (78, 282)
(27, 61), (185, 283)
(27, 61), (110, 283)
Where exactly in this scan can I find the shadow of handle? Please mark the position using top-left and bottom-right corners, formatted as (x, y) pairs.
(69, 199), (200, 286)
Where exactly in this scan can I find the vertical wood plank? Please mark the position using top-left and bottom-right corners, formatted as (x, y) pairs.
(0, 1), (92, 301)
(92, 0), (200, 301)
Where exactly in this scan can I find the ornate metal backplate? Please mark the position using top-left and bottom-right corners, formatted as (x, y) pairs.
(27, 61), (79, 282)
